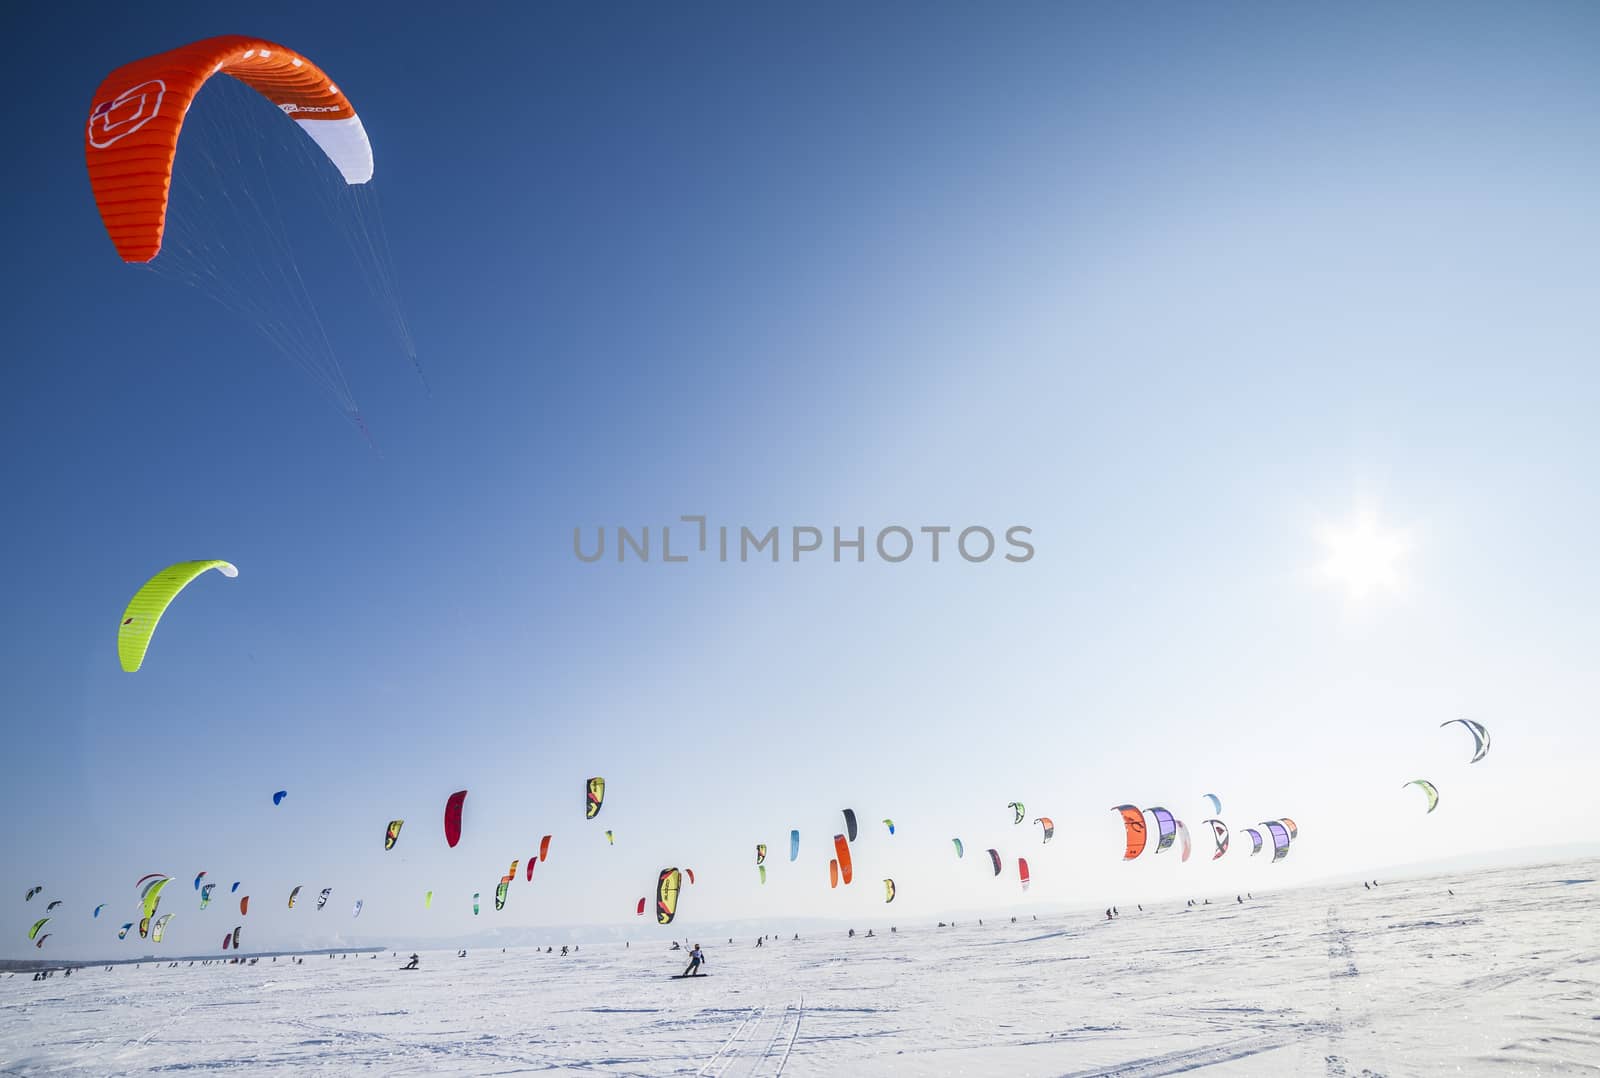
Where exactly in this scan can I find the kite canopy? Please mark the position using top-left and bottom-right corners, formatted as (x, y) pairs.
(151, 914), (173, 943)
(1405, 779), (1440, 814)
(138, 875), (172, 922)
(829, 859), (839, 888)
(538, 834), (552, 863)
(790, 830), (800, 862)
(1441, 719), (1491, 763)
(586, 777), (606, 819)
(842, 809), (858, 843)
(833, 835), (854, 885)
(384, 819), (404, 851)
(883, 878), (896, 903)
(288, 886), (301, 909)
(755, 844), (767, 865)
(1176, 820), (1192, 862)
(1034, 817), (1055, 843)
(656, 869), (681, 925)
(1205, 819), (1230, 860)
(1148, 807), (1178, 854)
(443, 790), (467, 848)
(1008, 802), (1025, 825)
(118, 561), (237, 672)
(952, 838), (964, 858)
(1018, 858), (1031, 890)
(1244, 828), (1264, 855)
(636, 896), (646, 916)
(883, 818), (895, 835)
(1204, 793), (1222, 814)
(272, 790), (287, 805)
(86, 35), (372, 263)
(1111, 805), (1148, 860)
(1261, 821), (1292, 861)
(987, 848), (1002, 876)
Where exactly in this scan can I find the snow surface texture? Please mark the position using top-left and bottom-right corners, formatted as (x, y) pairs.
(2, 859), (1596, 1075)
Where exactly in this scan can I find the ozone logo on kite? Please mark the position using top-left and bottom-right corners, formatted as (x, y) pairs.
(87, 80), (166, 148)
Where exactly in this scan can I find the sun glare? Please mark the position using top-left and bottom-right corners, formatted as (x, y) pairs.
(1316, 510), (1412, 601)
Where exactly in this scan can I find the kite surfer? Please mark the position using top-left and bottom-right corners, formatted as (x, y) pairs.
(402, 954), (419, 970)
(682, 944), (705, 977)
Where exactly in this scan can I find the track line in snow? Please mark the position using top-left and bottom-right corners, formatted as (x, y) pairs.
(1059, 1031), (1304, 1077)
(697, 999), (803, 1078)
(698, 1006), (763, 1077)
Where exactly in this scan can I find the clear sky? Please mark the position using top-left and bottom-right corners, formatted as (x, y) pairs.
(6, 2), (1600, 959)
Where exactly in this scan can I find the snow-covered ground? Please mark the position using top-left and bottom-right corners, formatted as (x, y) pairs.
(2, 859), (1596, 1076)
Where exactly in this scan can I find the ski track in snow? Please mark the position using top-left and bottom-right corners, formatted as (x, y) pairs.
(1, 858), (1596, 1075)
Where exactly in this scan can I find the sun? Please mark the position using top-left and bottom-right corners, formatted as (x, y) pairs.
(1316, 510), (1412, 601)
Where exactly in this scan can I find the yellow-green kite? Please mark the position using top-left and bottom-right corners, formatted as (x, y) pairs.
(118, 560), (238, 672)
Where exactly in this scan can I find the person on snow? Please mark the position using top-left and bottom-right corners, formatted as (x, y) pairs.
(683, 944), (706, 977)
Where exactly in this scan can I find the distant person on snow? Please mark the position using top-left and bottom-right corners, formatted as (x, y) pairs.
(755, 937), (763, 947)
(403, 954), (419, 970)
(670, 941), (681, 950)
(683, 944), (705, 977)
(560, 946), (569, 956)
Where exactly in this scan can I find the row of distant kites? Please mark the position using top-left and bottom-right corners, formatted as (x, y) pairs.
(82, 556), (1495, 942)
(21, 721), (1491, 949)
(21, 782), (609, 950)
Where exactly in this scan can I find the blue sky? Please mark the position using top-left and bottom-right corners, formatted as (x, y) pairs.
(6, 2), (1600, 958)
